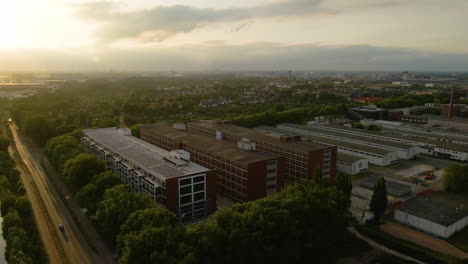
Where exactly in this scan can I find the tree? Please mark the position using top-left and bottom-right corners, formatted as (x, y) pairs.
(96, 185), (155, 241)
(62, 153), (106, 192)
(313, 167), (323, 185)
(443, 164), (468, 194)
(366, 124), (383, 132)
(76, 171), (121, 214)
(336, 173), (352, 208)
(0, 136), (9, 151)
(370, 177), (388, 222)
(2, 210), (22, 238)
(0, 191), (17, 216)
(117, 207), (178, 256)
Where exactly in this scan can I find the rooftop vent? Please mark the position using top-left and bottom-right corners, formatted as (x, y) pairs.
(118, 128), (132, 136)
(170, 149), (190, 161)
(173, 123), (187, 130)
(237, 138), (256, 151)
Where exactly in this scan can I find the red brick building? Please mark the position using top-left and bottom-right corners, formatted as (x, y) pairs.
(186, 120), (337, 184)
(140, 124), (285, 206)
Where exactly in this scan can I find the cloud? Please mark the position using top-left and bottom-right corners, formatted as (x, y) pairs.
(77, 0), (332, 43)
(2, 43), (468, 71)
(231, 20), (253, 32)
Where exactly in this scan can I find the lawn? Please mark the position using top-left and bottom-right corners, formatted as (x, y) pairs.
(449, 228), (468, 253)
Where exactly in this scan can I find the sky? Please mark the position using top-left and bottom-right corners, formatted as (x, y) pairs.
(1, 0), (468, 71)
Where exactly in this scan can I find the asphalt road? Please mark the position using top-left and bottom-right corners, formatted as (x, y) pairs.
(9, 123), (112, 264)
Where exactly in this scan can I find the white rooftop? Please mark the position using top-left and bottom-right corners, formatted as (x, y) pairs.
(83, 127), (210, 181)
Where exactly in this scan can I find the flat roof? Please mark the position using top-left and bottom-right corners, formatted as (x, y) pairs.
(383, 127), (468, 145)
(258, 126), (394, 156)
(360, 175), (411, 197)
(279, 123), (414, 150)
(397, 192), (468, 227)
(141, 124), (279, 165)
(189, 121), (328, 153)
(83, 127), (210, 180)
(337, 153), (366, 163)
(322, 124), (468, 151)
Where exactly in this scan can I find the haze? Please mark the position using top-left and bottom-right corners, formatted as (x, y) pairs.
(1, 0), (468, 71)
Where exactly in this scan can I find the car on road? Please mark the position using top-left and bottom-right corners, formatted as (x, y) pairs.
(58, 224), (65, 232)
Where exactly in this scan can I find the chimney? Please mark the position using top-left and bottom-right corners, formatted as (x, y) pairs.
(448, 86), (455, 120)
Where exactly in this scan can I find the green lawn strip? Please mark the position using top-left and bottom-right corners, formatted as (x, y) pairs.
(449, 228), (468, 253)
(355, 224), (460, 264)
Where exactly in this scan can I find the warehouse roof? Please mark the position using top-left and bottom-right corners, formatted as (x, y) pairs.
(83, 127), (210, 180)
(337, 153), (366, 164)
(141, 124), (279, 165)
(258, 126), (394, 156)
(397, 192), (468, 227)
(277, 123), (415, 150)
(189, 121), (328, 152)
(360, 175), (411, 197)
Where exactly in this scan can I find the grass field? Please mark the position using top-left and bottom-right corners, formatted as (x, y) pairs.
(449, 228), (468, 253)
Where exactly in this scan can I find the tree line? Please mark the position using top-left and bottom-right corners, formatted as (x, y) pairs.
(0, 132), (46, 263)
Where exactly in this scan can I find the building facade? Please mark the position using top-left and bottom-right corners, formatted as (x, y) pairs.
(82, 127), (216, 222)
(186, 120), (337, 184)
(140, 124), (285, 206)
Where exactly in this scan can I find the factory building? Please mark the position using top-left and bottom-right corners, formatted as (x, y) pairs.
(255, 126), (397, 167)
(140, 124), (285, 206)
(81, 127), (216, 222)
(313, 124), (468, 162)
(186, 120), (337, 184)
(394, 192), (468, 239)
(337, 153), (369, 176)
(277, 123), (419, 160)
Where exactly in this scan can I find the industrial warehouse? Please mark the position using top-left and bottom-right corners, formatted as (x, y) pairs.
(394, 192), (468, 239)
(257, 125), (397, 166)
(81, 127), (217, 222)
(276, 123), (420, 160)
(312, 123), (468, 162)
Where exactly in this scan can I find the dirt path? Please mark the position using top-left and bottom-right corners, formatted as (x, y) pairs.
(381, 221), (468, 259)
(9, 123), (111, 264)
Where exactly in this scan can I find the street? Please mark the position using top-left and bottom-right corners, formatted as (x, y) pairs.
(9, 123), (113, 264)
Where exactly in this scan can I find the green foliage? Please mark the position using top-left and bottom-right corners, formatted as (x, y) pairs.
(356, 224), (460, 264)
(336, 173), (352, 208)
(117, 207), (178, 257)
(76, 171), (121, 214)
(44, 133), (83, 173)
(130, 124), (142, 138)
(352, 123), (365, 129)
(0, 136), (9, 151)
(117, 181), (351, 264)
(96, 185), (155, 241)
(443, 164), (468, 194)
(20, 113), (56, 147)
(375, 94), (436, 109)
(366, 124), (383, 132)
(62, 153), (107, 192)
(313, 166), (323, 185)
(370, 177), (388, 222)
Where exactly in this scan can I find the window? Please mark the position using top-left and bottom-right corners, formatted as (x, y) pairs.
(180, 195), (192, 204)
(193, 175), (205, 183)
(193, 183), (205, 192)
(194, 192), (205, 201)
(180, 178), (191, 186)
(180, 186), (192, 196)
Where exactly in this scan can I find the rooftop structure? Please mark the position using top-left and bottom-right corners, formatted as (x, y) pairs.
(359, 175), (411, 197)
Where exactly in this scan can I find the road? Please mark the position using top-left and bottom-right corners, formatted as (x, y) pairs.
(9, 123), (113, 264)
